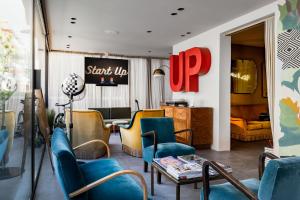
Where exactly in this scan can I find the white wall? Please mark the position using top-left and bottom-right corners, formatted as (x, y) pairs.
(173, 2), (278, 151)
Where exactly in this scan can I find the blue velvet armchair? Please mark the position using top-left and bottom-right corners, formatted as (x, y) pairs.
(140, 117), (195, 172)
(201, 153), (300, 200)
(51, 128), (148, 200)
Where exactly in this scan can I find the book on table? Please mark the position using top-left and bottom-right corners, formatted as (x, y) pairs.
(153, 155), (232, 180)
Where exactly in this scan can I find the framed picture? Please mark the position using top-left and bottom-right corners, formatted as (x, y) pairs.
(231, 59), (258, 94)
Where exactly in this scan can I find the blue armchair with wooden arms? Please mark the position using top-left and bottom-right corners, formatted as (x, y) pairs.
(201, 153), (300, 200)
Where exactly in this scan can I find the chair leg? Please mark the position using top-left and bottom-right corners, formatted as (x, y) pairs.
(144, 161), (148, 173)
(157, 171), (161, 184)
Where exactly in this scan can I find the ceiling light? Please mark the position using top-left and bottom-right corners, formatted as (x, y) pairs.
(186, 32), (191, 34)
(148, 50), (152, 53)
(71, 21), (76, 24)
(147, 30), (152, 33)
(181, 34), (185, 37)
(70, 17), (77, 20)
(104, 30), (119, 35)
(171, 13), (177, 16)
(177, 8), (184, 11)
(66, 46), (70, 48)
(68, 35), (72, 38)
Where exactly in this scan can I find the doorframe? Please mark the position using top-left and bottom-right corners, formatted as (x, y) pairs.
(219, 15), (275, 150)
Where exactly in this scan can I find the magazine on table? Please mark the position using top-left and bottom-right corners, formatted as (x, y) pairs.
(178, 154), (232, 176)
(153, 155), (232, 180)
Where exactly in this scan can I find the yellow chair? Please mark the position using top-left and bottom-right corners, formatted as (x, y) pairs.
(66, 109), (111, 159)
(120, 109), (165, 157)
(0, 111), (15, 161)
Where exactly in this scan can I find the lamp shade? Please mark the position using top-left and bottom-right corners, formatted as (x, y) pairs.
(61, 73), (85, 97)
(153, 68), (165, 77)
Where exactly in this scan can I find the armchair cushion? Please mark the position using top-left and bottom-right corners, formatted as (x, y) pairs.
(80, 159), (144, 200)
(247, 123), (263, 130)
(143, 142), (195, 163)
(200, 178), (259, 200)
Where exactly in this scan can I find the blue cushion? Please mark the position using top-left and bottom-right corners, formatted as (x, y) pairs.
(143, 143), (195, 163)
(0, 129), (8, 162)
(80, 159), (144, 200)
(200, 178), (259, 200)
(258, 157), (300, 200)
(51, 128), (87, 200)
(141, 118), (176, 148)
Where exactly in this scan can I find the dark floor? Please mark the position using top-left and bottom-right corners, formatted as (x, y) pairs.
(35, 134), (266, 200)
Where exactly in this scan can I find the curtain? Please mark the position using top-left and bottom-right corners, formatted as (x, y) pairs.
(265, 17), (275, 133)
(150, 59), (170, 108)
(48, 53), (129, 112)
(48, 52), (150, 114)
(129, 58), (148, 111)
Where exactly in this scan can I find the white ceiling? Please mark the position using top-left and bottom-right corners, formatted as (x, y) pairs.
(46, 0), (275, 57)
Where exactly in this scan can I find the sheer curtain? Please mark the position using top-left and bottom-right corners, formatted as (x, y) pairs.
(48, 52), (129, 113)
(48, 52), (150, 114)
(129, 58), (148, 111)
(265, 17), (275, 133)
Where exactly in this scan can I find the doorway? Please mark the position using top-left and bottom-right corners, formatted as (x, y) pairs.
(229, 22), (273, 152)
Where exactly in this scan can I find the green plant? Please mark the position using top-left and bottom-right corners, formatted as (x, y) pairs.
(47, 109), (56, 133)
(0, 28), (15, 72)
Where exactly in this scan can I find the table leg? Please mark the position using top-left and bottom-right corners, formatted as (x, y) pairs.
(151, 165), (154, 196)
(157, 171), (161, 184)
(176, 184), (180, 200)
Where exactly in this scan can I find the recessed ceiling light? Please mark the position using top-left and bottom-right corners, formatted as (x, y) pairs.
(186, 32), (191, 34)
(68, 35), (72, 38)
(181, 34), (185, 37)
(148, 50), (152, 53)
(177, 8), (184, 11)
(104, 30), (120, 35)
(66, 46), (70, 48)
(147, 30), (152, 33)
(71, 17), (77, 20)
(71, 21), (76, 24)
(171, 13), (178, 16)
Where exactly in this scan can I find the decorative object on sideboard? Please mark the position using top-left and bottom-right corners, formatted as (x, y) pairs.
(165, 100), (188, 107)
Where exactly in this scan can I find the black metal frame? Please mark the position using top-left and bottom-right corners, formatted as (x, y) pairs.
(202, 152), (279, 200)
(141, 128), (193, 172)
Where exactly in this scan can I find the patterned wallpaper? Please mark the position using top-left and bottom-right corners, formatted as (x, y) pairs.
(278, 0), (300, 156)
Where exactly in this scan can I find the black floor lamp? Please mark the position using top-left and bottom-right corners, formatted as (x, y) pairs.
(153, 65), (169, 103)
(61, 73), (85, 146)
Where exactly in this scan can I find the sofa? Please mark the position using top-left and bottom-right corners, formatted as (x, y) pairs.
(89, 107), (131, 124)
(231, 104), (272, 141)
(120, 109), (165, 157)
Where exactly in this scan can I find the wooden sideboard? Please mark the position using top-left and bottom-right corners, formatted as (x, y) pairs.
(160, 106), (213, 149)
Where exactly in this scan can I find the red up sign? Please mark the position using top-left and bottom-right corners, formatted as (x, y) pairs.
(170, 47), (211, 92)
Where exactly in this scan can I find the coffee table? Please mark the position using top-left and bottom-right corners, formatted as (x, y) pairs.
(151, 158), (231, 200)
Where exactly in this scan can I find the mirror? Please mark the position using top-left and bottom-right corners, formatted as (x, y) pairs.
(231, 59), (258, 94)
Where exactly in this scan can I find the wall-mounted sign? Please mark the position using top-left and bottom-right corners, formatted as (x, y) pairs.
(85, 57), (128, 86)
(170, 47), (211, 92)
